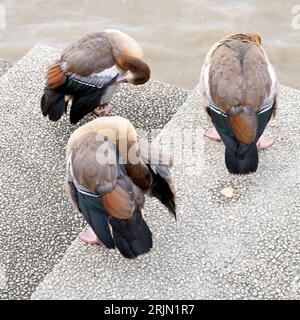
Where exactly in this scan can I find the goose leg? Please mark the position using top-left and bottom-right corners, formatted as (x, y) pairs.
(205, 127), (274, 150)
(257, 135), (274, 150)
(93, 103), (114, 117)
(79, 225), (102, 245)
(204, 127), (222, 141)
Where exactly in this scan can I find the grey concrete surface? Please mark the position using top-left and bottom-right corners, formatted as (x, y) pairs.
(0, 44), (188, 300)
(0, 60), (12, 77)
(32, 85), (300, 300)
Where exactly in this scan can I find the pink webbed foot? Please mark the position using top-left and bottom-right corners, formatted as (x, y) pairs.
(93, 103), (114, 117)
(204, 127), (222, 141)
(257, 134), (274, 150)
(79, 225), (102, 245)
(205, 127), (274, 150)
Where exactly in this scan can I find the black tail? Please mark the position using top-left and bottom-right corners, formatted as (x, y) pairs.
(69, 90), (104, 125)
(68, 75), (118, 124)
(41, 77), (100, 124)
(41, 75), (118, 124)
(41, 88), (68, 122)
(225, 106), (259, 174)
(225, 142), (259, 174)
(147, 164), (176, 219)
(108, 207), (153, 259)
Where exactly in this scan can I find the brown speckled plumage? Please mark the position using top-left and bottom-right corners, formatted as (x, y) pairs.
(200, 33), (278, 144)
(67, 116), (176, 220)
(46, 30), (150, 89)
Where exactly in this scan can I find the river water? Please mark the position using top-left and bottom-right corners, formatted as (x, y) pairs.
(0, 0), (299, 89)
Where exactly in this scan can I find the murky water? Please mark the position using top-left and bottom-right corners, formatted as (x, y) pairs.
(0, 0), (299, 90)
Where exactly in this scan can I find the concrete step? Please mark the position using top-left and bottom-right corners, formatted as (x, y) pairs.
(0, 59), (12, 77)
(0, 44), (189, 300)
(32, 83), (300, 300)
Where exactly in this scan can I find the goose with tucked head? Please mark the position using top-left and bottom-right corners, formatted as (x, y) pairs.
(66, 116), (176, 259)
(41, 30), (151, 124)
(200, 33), (278, 174)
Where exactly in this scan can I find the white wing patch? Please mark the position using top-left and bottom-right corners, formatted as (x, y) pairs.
(262, 63), (277, 108)
(93, 65), (122, 79)
(203, 63), (212, 101)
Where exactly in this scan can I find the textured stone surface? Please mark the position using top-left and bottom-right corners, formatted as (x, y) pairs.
(32, 84), (300, 300)
(0, 59), (12, 77)
(0, 45), (188, 300)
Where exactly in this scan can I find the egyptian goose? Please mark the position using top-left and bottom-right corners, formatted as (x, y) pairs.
(200, 33), (278, 174)
(66, 116), (176, 259)
(41, 30), (150, 124)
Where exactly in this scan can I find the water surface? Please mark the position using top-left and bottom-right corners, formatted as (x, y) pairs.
(0, 0), (299, 89)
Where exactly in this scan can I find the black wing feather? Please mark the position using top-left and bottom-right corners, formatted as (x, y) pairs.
(108, 206), (153, 259)
(147, 164), (176, 219)
(41, 88), (67, 122)
(41, 75), (118, 124)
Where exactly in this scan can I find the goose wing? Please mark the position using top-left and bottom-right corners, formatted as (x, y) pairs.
(138, 139), (176, 218)
(67, 132), (152, 258)
(61, 32), (115, 77)
(208, 40), (273, 112)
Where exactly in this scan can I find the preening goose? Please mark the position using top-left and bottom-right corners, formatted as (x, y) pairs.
(200, 33), (278, 174)
(66, 116), (176, 259)
(41, 30), (151, 124)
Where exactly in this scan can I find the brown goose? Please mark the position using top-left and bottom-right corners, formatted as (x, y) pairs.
(200, 33), (278, 174)
(66, 116), (176, 259)
(41, 30), (151, 124)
